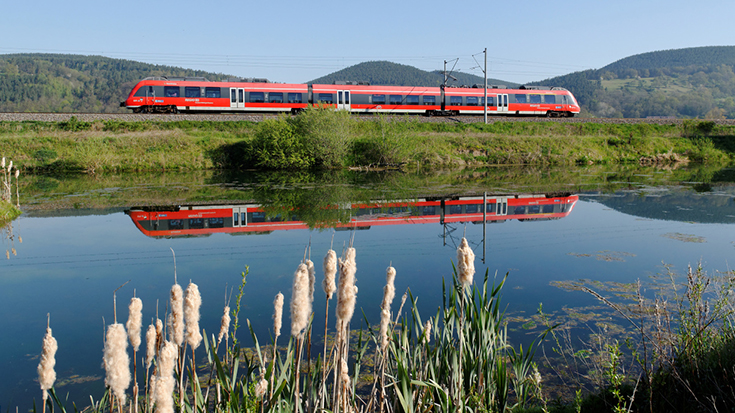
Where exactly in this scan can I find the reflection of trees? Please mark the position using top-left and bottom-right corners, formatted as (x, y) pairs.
(250, 171), (362, 229)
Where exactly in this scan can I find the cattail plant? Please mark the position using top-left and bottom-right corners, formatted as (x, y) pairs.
(37, 314), (57, 413)
(334, 246), (358, 412)
(320, 249), (337, 409)
(169, 284), (184, 346)
(152, 341), (178, 413)
(104, 323), (131, 410)
(217, 305), (230, 347)
(290, 262), (311, 409)
(271, 292), (284, 401)
(379, 266), (397, 352)
(457, 237), (475, 288)
(455, 237), (476, 408)
(126, 296), (143, 413)
(103, 288), (131, 412)
(184, 281), (202, 408)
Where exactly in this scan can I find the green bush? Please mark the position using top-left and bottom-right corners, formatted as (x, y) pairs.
(290, 105), (352, 168)
(351, 115), (413, 165)
(250, 116), (312, 169)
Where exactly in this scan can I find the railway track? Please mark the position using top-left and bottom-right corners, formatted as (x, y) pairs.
(2, 112), (735, 126)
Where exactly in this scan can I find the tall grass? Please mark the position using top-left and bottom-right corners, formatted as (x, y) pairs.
(35, 240), (550, 413)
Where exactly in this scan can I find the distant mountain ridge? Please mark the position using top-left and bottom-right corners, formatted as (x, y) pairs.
(307, 60), (517, 88)
(531, 46), (735, 119)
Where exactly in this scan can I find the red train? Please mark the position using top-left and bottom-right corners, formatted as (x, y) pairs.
(120, 77), (580, 117)
(125, 194), (578, 238)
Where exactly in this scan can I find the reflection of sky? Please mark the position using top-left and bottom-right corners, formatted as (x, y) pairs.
(2, 199), (734, 411)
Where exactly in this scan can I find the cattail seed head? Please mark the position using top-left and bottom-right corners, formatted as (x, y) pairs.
(457, 237), (475, 287)
(184, 282), (202, 350)
(155, 318), (163, 355)
(37, 325), (58, 401)
(14, 169), (19, 179)
(217, 306), (231, 345)
(306, 259), (316, 304)
(290, 263), (311, 337)
(153, 341), (177, 413)
(7, 160), (12, 172)
(336, 247), (358, 329)
(126, 297), (143, 352)
(273, 293), (284, 338)
(379, 266), (397, 351)
(145, 323), (156, 369)
(255, 376), (268, 398)
(422, 319), (432, 344)
(322, 249), (337, 299)
(103, 323), (131, 406)
(169, 284), (184, 346)
(1, 157), (4, 168)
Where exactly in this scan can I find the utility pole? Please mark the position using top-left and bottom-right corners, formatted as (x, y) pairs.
(484, 48), (488, 124)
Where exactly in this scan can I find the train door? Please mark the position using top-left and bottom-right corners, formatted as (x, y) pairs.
(230, 88), (244, 109)
(337, 90), (351, 111)
(145, 85), (155, 108)
(495, 197), (508, 216)
(497, 94), (509, 113)
(232, 206), (247, 227)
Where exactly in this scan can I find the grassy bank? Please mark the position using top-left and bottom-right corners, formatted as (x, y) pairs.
(0, 201), (21, 225)
(1, 111), (735, 173)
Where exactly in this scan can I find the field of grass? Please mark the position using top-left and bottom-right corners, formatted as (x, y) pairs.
(1, 111), (734, 174)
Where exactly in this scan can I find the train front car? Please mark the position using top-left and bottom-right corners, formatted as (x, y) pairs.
(120, 77), (233, 114)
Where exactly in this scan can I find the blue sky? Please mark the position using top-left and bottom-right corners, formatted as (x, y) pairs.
(2, 0), (734, 84)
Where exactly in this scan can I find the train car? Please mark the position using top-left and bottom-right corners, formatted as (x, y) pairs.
(125, 194), (578, 239)
(120, 77), (580, 117)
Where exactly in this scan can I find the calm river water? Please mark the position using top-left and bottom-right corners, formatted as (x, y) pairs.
(1, 165), (734, 411)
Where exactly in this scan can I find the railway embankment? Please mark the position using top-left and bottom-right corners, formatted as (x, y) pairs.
(1, 109), (734, 173)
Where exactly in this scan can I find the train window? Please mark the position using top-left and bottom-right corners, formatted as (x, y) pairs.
(185, 87), (201, 98)
(466, 96), (479, 106)
(515, 94), (527, 103)
(269, 92), (284, 103)
(422, 206), (436, 215)
(164, 86), (180, 97)
(423, 96), (436, 105)
(318, 93), (333, 104)
(206, 87), (221, 98)
(544, 95), (556, 104)
(189, 218), (205, 229)
(288, 93), (302, 103)
(238, 89), (244, 103)
(233, 213), (239, 226)
(466, 204), (478, 213)
(389, 95), (403, 105)
(249, 92), (265, 103)
(485, 203), (496, 213)
(231, 89), (237, 103)
(542, 204), (554, 213)
(529, 205), (541, 214)
(372, 94), (386, 104)
(406, 95), (419, 105)
(208, 217), (224, 228)
(169, 219), (183, 230)
(513, 206), (526, 215)
(529, 95), (542, 104)
(449, 96), (463, 106)
(250, 211), (266, 223)
(449, 205), (462, 215)
(481, 96), (497, 106)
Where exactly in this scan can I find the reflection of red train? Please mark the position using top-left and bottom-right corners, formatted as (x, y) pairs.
(125, 194), (578, 238)
(120, 77), (580, 117)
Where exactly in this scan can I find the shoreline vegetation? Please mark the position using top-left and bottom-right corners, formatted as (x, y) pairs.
(33, 243), (735, 413)
(1, 156), (21, 225)
(0, 107), (734, 173)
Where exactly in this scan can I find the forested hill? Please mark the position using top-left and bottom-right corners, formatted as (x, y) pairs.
(0, 54), (231, 113)
(531, 46), (735, 119)
(308, 61), (517, 88)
